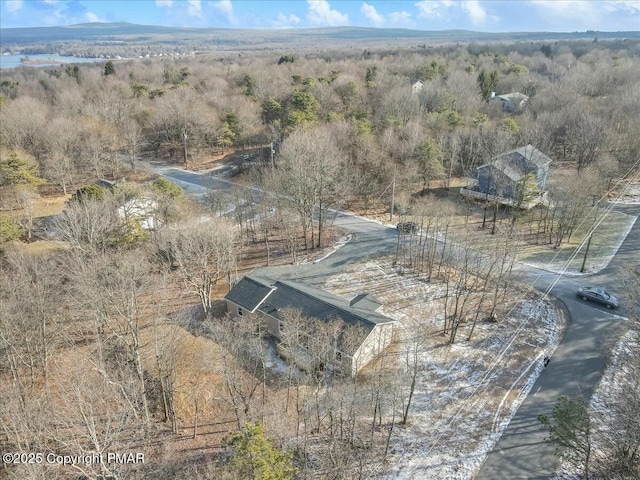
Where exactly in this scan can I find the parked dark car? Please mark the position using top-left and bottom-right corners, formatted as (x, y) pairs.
(396, 221), (419, 234)
(577, 286), (620, 309)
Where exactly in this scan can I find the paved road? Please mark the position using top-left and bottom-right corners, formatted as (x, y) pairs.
(256, 210), (400, 285)
(157, 162), (402, 284)
(158, 164), (639, 480)
(476, 204), (639, 480)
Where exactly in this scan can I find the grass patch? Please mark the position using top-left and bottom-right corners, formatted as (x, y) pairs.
(517, 209), (637, 273)
(3, 240), (71, 255)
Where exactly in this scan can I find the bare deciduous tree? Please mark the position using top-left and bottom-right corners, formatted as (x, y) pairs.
(154, 218), (237, 315)
(71, 251), (159, 431)
(265, 125), (343, 250)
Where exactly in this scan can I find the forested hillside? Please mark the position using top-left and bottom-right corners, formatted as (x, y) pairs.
(1, 37), (640, 479)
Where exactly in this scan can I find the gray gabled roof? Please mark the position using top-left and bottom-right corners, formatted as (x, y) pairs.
(477, 145), (552, 182)
(349, 293), (382, 311)
(496, 92), (528, 103)
(224, 276), (276, 312)
(510, 145), (552, 168)
(95, 178), (116, 189)
(258, 278), (393, 328)
(227, 274), (393, 326)
(486, 159), (524, 183)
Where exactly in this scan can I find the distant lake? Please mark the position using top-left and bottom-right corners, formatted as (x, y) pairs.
(0, 54), (101, 69)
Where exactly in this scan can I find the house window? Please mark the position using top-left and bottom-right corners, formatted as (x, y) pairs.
(237, 307), (243, 316)
(278, 320), (285, 334)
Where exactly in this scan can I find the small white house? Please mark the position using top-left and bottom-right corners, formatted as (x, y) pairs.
(117, 198), (158, 230)
(412, 80), (425, 94)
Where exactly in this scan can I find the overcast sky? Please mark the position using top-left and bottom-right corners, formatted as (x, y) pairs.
(1, 1), (639, 31)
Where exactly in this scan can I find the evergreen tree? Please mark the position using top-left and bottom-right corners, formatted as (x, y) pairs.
(151, 177), (183, 199)
(287, 88), (319, 127)
(65, 64), (82, 83)
(104, 60), (116, 76)
(225, 422), (297, 480)
(539, 396), (592, 479)
(415, 140), (444, 190)
(70, 184), (106, 203)
(240, 73), (257, 97)
(262, 97), (283, 124)
(0, 152), (45, 189)
(477, 69), (499, 101)
(365, 65), (378, 88)
(0, 215), (24, 243)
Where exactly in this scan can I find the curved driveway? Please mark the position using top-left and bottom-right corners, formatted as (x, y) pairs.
(158, 164), (639, 480)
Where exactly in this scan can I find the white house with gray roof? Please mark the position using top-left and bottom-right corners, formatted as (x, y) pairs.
(225, 275), (395, 376)
(489, 92), (529, 112)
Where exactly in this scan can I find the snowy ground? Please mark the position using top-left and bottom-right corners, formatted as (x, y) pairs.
(322, 259), (564, 480)
(300, 233), (353, 264)
(519, 209), (637, 275)
(610, 181), (640, 205)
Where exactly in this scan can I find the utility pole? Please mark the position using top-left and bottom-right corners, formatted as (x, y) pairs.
(581, 232), (592, 273)
(582, 199), (599, 273)
(182, 128), (188, 168)
(270, 141), (275, 169)
(390, 166), (396, 222)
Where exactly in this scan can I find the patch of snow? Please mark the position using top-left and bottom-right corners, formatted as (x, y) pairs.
(328, 207), (392, 227)
(321, 260), (564, 480)
(297, 234), (353, 265)
(521, 213), (637, 275)
(609, 182), (640, 204)
(313, 234), (353, 263)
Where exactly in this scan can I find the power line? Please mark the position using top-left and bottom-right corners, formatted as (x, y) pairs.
(366, 158), (640, 478)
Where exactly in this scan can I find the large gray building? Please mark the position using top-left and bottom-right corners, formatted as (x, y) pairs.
(225, 275), (395, 376)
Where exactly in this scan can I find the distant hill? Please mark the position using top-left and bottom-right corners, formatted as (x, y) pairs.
(0, 22), (640, 47)
(0, 22), (198, 43)
(1, 22), (638, 53)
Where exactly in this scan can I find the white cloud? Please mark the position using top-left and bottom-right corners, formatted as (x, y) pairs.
(85, 11), (104, 23)
(463, 0), (487, 25)
(388, 11), (416, 28)
(605, 0), (640, 14)
(155, 0), (173, 7)
(213, 0), (232, 15)
(42, 0), (59, 4)
(529, 0), (602, 17)
(6, 0), (23, 12)
(361, 2), (384, 26)
(213, 0), (237, 24)
(415, 0), (452, 19)
(528, 1), (608, 29)
(187, 0), (202, 17)
(415, 0), (490, 26)
(273, 12), (301, 27)
(583, 0), (640, 16)
(415, 0), (437, 18)
(307, 0), (349, 26)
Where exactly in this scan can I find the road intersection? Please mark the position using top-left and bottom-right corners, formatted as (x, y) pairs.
(157, 163), (639, 480)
